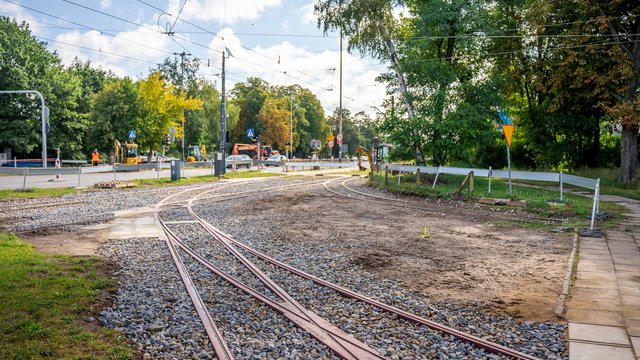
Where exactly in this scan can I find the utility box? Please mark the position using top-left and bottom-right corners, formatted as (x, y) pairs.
(170, 159), (181, 181)
(214, 152), (225, 176)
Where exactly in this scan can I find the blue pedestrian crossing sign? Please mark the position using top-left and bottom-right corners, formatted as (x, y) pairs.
(247, 128), (254, 138)
(128, 130), (136, 139)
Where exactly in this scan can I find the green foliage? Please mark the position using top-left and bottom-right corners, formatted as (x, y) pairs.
(0, 232), (133, 359)
(88, 78), (144, 159)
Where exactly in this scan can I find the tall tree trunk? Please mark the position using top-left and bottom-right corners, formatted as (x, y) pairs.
(377, 17), (425, 165)
(619, 127), (638, 182)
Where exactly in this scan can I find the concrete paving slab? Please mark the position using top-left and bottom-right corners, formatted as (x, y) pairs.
(566, 308), (624, 326)
(568, 322), (630, 345)
(631, 337), (640, 357)
(573, 278), (619, 290)
(569, 297), (621, 312)
(577, 271), (617, 281)
(578, 261), (615, 273)
(626, 319), (640, 337)
(569, 341), (634, 360)
(621, 295), (640, 306)
(571, 287), (622, 300)
(616, 264), (640, 272)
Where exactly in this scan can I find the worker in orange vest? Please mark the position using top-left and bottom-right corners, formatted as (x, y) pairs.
(91, 149), (100, 166)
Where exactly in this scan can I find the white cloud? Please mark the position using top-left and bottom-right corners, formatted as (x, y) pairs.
(203, 29), (385, 116)
(167, 0), (282, 23)
(0, 1), (42, 34)
(52, 27), (171, 77)
(100, 0), (112, 10)
(299, 1), (317, 26)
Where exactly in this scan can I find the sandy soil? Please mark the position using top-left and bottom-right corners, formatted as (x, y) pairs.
(247, 188), (572, 323)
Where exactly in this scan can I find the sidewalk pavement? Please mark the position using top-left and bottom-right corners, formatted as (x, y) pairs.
(567, 195), (640, 359)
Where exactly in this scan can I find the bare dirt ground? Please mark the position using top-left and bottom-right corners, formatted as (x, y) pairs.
(246, 186), (573, 323)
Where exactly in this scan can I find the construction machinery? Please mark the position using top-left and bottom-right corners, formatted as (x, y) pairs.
(114, 139), (141, 164)
(231, 143), (278, 160)
(186, 144), (207, 162)
(357, 145), (373, 171)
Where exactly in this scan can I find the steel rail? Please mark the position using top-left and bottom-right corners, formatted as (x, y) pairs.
(155, 217), (235, 359)
(160, 177), (331, 207)
(189, 215), (539, 360)
(158, 220), (386, 360)
(155, 186), (235, 359)
(183, 199), (385, 359)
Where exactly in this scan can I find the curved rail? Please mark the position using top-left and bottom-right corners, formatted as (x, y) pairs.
(326, 176), (562, 224)
(188, 178), (540, 360)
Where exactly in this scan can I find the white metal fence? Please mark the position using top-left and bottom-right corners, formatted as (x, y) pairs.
(380, 163), (602, 231)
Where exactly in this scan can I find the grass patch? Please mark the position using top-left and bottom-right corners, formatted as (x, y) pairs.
(0, 187), (82, 201)
(369, 171), (623, 227)
(135, 170), (282, 187)
(0, 232), (133, 359)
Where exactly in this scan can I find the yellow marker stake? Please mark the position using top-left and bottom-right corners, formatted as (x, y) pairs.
(422, 227), (430, 238)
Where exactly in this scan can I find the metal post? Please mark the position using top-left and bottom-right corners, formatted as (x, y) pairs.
(432, 166), (441, 189)
(506, 145), (512, 196)
(416, 168), (421, 185)
(113, 165), (117, 181)
(14, 157), (17, 168)
(22, 168), (27, 190)
(290, 94), (293, 160)
(384, 166), (389, 185)
(0, 90), (47, 167)
(338, 28), (343, 162)
(77, 168), (81, 187)
(589, 178), (601, 230)
(595, 178), (600, 214)
(488, 166), (492, 194)
(559, 171), (564, 202)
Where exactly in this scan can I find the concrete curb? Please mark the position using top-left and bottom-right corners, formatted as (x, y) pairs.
(556, 232), (579, 318)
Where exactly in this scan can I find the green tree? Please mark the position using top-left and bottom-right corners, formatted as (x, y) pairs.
(0, 17), (85, 159)
(230, 77), (270, 144)
(137, 72), (202, 157)
(257, 97), (290, 149)
(315, 0), (426, 164)
(87, 78), (144, 160)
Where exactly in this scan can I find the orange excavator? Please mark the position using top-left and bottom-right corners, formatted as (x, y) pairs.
(231, 143), (278, 160)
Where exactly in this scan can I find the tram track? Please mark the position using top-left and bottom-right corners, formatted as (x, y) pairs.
(324, 176), (564, 224)
(153, 178), (540, 359)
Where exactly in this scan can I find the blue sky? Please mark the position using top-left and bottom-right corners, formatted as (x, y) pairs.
(1, 0), (389, 115)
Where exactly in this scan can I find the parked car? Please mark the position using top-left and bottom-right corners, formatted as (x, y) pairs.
(265, 154), (287, 166)
(225, 154), (252, 169)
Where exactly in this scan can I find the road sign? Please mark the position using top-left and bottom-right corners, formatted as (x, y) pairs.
(247, 128), (254, 138)
(336, 133), (343, 141)
(502, 124), (515, 147)
(337, 138), (342, 145)
(169, 126), (176, 135)
(310, 139), (321, 149)
(328, 140), (334, 148)
(128, 130), (136, 139)
(328, 133), (334, 141)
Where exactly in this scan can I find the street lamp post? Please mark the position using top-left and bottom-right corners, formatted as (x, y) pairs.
(0, 90), (48, 167)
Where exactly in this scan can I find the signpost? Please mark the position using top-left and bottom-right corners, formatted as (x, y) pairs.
(498, 112), (515, 195)
(328, 140), (334, 148)
(247, 128), (254, 138)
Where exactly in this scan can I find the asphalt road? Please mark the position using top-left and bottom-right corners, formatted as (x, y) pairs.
(0, 166), (285, 190)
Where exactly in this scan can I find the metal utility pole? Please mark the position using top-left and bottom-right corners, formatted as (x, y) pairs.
(289, 94), (293, 159)
(338, 28), (343, 161)
(220, 49), (229, 156)
(0, 90), (48, 167)
(174, 51), (190, 161)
